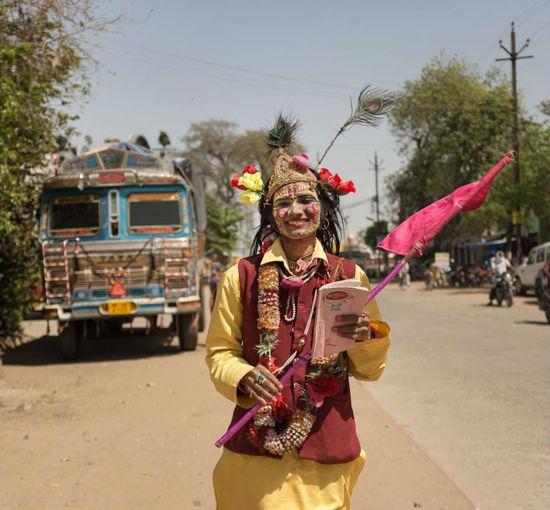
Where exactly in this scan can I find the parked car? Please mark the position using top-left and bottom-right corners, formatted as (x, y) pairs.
(515, 242), (550, 295)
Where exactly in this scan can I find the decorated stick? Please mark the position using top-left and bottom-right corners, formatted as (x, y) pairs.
(215, 352), (312, 448)
(215, 153), (514, 448)
(215, 248), (416, 447)
(366, 248), (419, 301)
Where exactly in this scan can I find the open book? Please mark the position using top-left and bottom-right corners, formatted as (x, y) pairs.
(312, 279), (370, 359)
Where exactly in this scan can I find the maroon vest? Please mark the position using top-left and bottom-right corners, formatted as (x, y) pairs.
(223, 253), (361, 464)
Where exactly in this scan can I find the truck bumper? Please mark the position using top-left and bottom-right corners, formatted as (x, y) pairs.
(43, 296), (201, 321)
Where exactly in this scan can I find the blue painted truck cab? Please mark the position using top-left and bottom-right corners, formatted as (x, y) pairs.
(38, 143), (206, 359)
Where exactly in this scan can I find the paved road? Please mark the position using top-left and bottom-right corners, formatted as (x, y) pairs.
(370, 282), (550, 510)
(1, 299), (475, 510)
(1, 282), (547, 509)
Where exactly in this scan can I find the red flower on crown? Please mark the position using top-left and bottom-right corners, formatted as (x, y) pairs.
(319, 168), (356, 196)
(230, 164), (259, 190)
(230, 174), (245, 190)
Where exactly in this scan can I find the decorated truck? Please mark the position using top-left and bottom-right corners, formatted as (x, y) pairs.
(37, 141), (206, 360)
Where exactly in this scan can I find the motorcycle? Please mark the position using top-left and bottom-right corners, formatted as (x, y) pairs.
(536, 261), (550, 323)
(490, 271), (515, 307)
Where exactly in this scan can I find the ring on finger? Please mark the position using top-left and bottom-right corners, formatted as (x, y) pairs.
(256, 372), (266, 384)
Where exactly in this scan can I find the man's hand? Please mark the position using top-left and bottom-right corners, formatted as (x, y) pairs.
(331, 312), (372, 342)
(239, 364), (283, 406)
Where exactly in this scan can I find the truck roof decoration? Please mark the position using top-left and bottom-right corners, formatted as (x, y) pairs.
(45, 143), (194, 190)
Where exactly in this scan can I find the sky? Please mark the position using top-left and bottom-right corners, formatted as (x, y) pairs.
(73, 0), (550, 239)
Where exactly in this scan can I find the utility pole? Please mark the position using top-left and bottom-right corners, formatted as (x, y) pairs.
(496, 22), (533, 262)
(370, 152), (382, 277)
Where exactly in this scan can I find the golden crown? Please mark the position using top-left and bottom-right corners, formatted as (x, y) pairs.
(263, 149), (318, 203)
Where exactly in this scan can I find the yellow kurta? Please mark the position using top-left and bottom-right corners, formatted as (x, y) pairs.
(206, 239), (390, 510)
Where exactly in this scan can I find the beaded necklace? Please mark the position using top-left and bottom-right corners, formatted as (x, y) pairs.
(251, 256), (348, 456)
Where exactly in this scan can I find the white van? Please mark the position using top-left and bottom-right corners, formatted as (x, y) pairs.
(516, 242), (550, 294)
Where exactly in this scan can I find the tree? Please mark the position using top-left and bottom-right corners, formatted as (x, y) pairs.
(363, 221), (388, 251)
(182, 119), (305, 202)
(387, 56), (550, 248)
(0, 1), (118, 346)
(204, 194), (244, 263)
(182, 119), (306, 258)
(386, 57), (515, 248)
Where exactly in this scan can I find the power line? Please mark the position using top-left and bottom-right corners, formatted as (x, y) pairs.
(478, 0), (549, 64)
(514, 0), (548, 26)
(102, 36), (355, 92)
(95, 44), (346, 102)
(515, 0), (550, 27)
(528, 16), (550, 37)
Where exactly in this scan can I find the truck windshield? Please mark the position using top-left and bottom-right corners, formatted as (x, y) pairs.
(128, 192), (183, 233)
(49, 195), (101, 236)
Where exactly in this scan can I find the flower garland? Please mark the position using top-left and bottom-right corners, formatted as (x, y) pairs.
(249, 261), (347, 456)
(230, 164), (264, 205)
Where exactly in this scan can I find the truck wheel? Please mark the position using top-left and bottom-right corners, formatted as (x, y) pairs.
(176, 313), (198, 351)
(59, 320), (83, 361)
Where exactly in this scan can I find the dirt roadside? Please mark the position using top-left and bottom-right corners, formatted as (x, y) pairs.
(0, 319), (475, 510)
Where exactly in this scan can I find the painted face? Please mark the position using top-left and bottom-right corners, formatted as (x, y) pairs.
(272, 183), (321, 240)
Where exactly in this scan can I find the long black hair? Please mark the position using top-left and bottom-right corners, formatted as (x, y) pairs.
(250, 169), (345, 256)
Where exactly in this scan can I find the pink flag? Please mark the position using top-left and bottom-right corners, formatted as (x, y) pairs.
(377, 152), (515, 256)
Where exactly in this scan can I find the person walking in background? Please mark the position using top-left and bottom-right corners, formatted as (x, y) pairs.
(205, 116), (390, 509)
(399, 261), (410, 290)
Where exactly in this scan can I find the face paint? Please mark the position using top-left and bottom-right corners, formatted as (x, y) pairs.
(305, 202), (320, 223)
(272, 184), (321, 240)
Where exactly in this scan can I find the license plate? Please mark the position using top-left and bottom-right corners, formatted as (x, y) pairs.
(100, 300), (137, 315)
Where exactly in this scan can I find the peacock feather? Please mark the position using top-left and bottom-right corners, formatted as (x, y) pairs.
(317, 85), (393, 166)
(266, 113), (301, 153)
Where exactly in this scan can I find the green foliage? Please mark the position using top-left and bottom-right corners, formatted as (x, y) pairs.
(182, 119), (306, 258)
(204, 194), (244, 263)
(386, 56), (550, 247)
(0, 1), (118, 344)
(363, 221), (388, 251)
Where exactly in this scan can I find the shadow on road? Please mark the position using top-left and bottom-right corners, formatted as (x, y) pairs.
(447, 288), (489, 295)
(514, 320), (549, 327)
(1, 327), (206, 366)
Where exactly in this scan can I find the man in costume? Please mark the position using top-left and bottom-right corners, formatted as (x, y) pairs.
(206, 116), (391, 509)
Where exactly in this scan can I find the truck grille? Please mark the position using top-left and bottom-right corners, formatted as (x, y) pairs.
(42, 238), (194, 304)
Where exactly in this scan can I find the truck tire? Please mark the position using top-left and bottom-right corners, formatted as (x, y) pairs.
(176, 313), (198, 351)
(59, 320), (83, 361)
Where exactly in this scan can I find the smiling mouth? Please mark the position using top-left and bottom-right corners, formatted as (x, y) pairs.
(287, 220), (308, 227)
